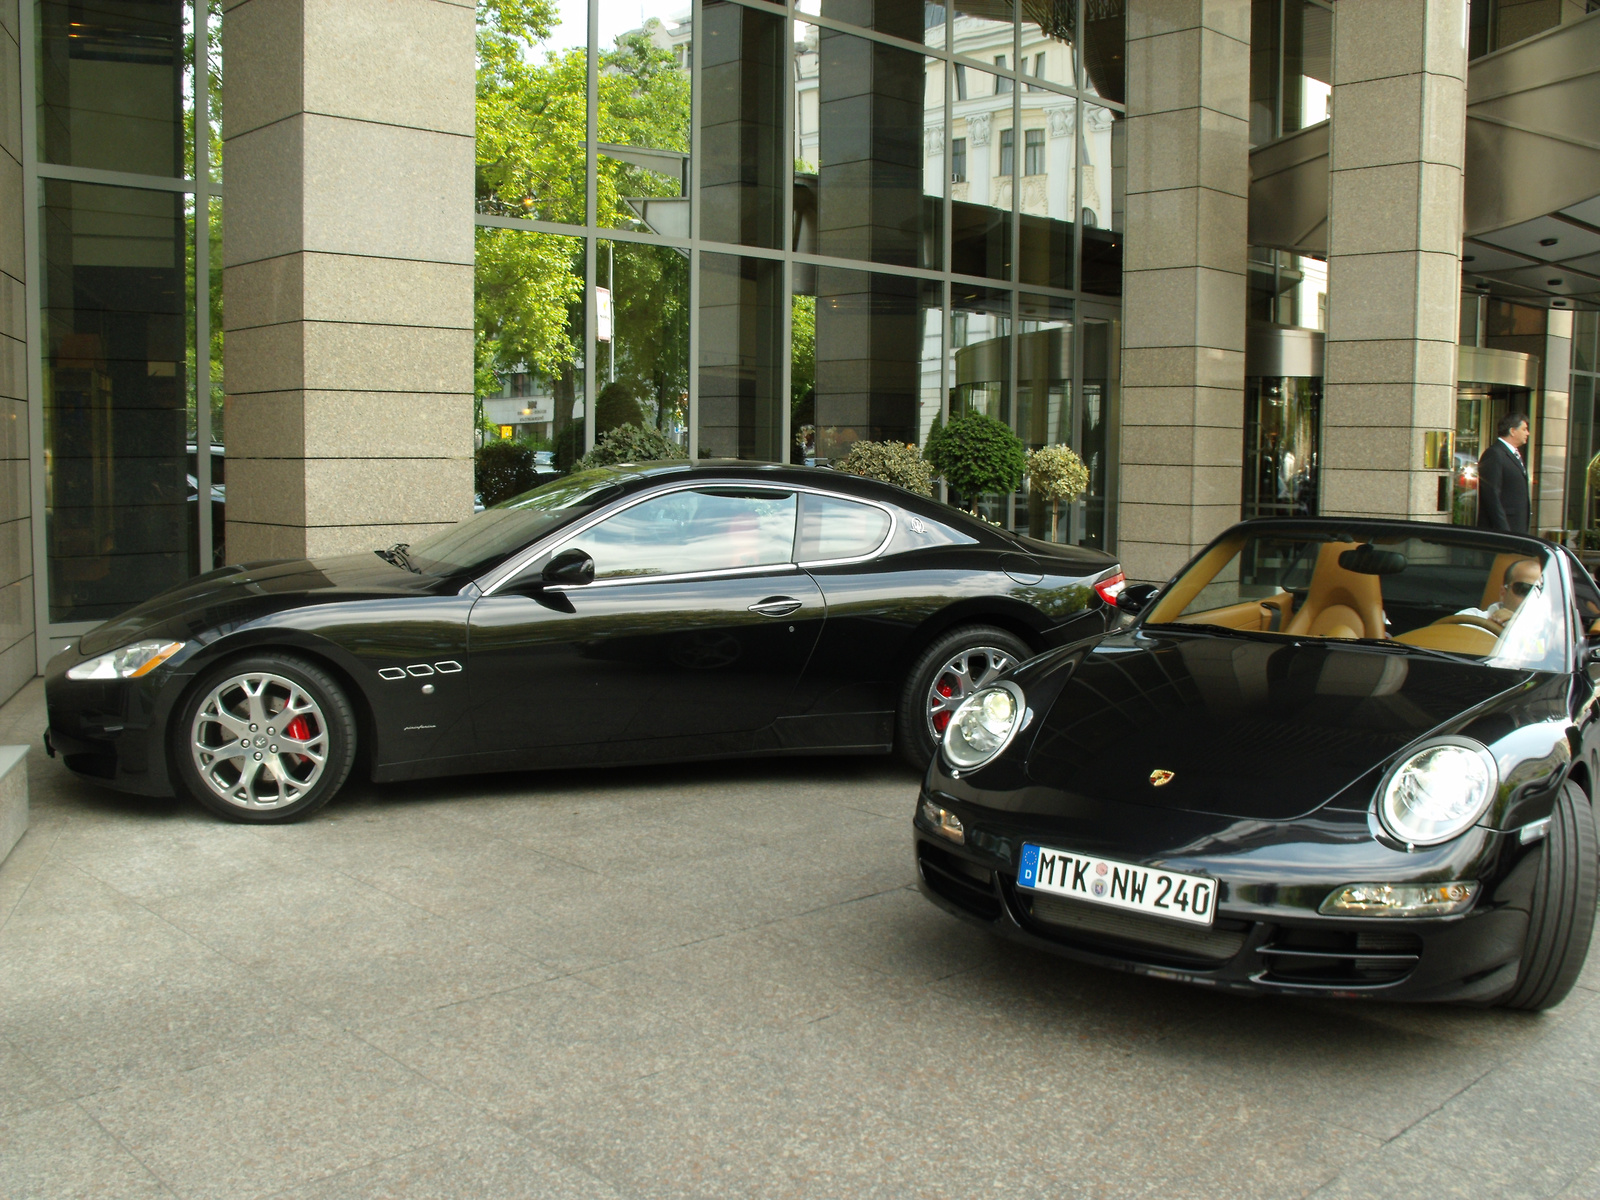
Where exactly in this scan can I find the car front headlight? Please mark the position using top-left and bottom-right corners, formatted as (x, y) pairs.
(66, 640), (186, 681)
(1378, 738), (1499, 847)
(942, 681), (1027, 771)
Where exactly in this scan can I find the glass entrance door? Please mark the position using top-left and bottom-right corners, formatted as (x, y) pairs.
(1452, 383), (1531, 527)
(1243, 375), (1320, 518)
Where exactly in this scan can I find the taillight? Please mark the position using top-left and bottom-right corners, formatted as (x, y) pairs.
(1093, 571), (1126, 605)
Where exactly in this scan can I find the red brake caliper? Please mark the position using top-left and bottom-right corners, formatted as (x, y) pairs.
(932, 678), (955, 732)
(285, 715), (310, 763)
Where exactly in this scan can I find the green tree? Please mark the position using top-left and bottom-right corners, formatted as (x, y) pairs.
(925, 411), (1028, 511)
(473, 2), (693, 447)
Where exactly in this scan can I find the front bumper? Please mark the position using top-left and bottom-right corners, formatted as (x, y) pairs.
(912, 797), (1543, 1003)
(44, 650), (191, 797)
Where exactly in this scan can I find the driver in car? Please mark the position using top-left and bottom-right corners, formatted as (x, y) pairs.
(1457, 558), (1542, 628)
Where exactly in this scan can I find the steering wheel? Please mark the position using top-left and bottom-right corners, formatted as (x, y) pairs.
(1434, 613), (1503, 634)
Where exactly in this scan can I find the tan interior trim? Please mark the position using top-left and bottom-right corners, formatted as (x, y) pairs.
(1147, 537), (1247, 624)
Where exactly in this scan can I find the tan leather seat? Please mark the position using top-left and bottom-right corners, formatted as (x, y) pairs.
(1282, 542), (1386, 640)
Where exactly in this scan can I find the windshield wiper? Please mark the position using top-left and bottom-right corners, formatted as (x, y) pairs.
(1335, 637), (1479, 664)
(374, 543), (420, 573)
(1147, 623), (1478, 663)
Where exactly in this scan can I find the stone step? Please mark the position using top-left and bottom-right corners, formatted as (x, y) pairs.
(0, 745), (28, 866)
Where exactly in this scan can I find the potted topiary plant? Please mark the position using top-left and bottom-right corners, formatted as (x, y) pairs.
(832, 440), (934, 496)
(923, 410), (1027, 514)
(1025, 444), (1091, 541)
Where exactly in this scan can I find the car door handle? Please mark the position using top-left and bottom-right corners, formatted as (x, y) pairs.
(748, 596), (803, 617)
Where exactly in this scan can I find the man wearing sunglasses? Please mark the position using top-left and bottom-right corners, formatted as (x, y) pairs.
(1457, 558), (1543, 628)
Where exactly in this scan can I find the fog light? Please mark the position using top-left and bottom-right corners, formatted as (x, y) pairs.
(920, 799), (965, 844)
(1319, 881), (1478, 917)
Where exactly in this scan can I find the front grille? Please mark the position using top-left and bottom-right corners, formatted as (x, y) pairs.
(1023, 891), (1248, 963)
(1257, 928), (1422, 986)
(917, 842), (1001, 920)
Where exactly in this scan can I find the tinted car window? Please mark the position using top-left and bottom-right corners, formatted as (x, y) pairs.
(406, 470), (624, 576)
(572, 488), (797, 580)
(797, 494), (891, 561)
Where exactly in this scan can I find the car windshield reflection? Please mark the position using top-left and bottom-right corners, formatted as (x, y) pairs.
(1140, 528), (1568, 672)
(404, 469), (626, 577)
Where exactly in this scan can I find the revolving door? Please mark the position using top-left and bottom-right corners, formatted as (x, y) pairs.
(1243, 325), (1323, 519)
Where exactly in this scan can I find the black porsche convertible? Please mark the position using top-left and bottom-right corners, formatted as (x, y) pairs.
(45, 461), (1122, 822)
(914, 518), (1599, 1010)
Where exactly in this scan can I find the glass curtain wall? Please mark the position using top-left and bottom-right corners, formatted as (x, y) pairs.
(474, 0), (1124, 548)
(25, 0), (222, 646)
(1247, 0), (1329, 332)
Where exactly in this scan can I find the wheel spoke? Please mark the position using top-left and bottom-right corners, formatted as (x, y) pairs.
(204, 703), (249, 740)
(242, 679), (271, 726)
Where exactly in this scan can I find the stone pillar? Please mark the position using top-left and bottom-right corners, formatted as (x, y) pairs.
(1538, 310), (1572, 536)
(223, 0), (475, 561)
(1118, 1), (1250, 583)
(0, 0), (35, 699)
(1321, 0), (1467, 521)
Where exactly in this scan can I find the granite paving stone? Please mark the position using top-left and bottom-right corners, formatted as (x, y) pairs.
(80, 1031), (486, 1199)
(0, 1100), (177, 1199)
(1383, 1051), (1600, 1193)
(0, 1037), (67, 1119)
(271, 1122), (629, 1200)
(356, 975), (734, 1128)
(0, 859), (318, 1098)
(145, 862), (556, 1026)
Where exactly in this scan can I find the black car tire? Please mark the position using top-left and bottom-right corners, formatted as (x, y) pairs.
(172, 653), (357, 824)
(1501, 781), (1598, 1012)
(898, 624), (1032, 771)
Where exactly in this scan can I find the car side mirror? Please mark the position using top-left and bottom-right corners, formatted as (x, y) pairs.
(542, 548), (595, 587)
(1116, 583), (1159, 614)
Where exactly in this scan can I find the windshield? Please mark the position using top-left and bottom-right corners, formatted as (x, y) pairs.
(404, 470), (625, 577)
(1142, 529), (1568, 671)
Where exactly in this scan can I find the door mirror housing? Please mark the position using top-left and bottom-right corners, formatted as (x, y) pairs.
(1116, 583), (1160, 614)
(542, 548), (595, 587)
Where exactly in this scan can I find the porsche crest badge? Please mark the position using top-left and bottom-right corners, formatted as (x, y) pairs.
(1148, 769), (1176, 787)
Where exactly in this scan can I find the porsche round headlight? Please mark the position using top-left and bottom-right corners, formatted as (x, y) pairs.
(942, 681), (1027, 770)
(1378, 739), (1499, 847)
(66, 640), (186, 681)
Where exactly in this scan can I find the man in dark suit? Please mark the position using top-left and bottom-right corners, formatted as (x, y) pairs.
(1476, 412), (1531, 534)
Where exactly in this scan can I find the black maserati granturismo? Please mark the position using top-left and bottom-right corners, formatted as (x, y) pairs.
(46, 461), (1123, 822)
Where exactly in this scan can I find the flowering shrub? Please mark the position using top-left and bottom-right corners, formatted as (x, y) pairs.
(833, 440), (934, 496)
(573, 423), (688, 472)
(1026, 444), (1090, 501)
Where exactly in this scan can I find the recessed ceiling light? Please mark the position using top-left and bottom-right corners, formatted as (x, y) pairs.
(1539, 237), (1560, 246)
(1548, 278), (1564, 286)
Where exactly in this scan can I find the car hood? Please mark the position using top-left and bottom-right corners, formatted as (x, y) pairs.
(1023, 630), (1534, 822)
(77, 554), (443, 656)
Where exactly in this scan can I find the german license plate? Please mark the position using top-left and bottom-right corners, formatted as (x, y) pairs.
(1018, 843), (1216, 927)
